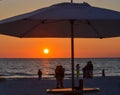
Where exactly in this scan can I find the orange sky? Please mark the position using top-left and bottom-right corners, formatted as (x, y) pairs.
(0, 0), (120, 58)
(0, 35), (120, 58)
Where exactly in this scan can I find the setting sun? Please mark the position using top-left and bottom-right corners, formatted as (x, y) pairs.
(43, 48), (49, 54)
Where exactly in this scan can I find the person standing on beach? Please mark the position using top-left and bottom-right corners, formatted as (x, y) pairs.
(76, 64), (80, 80)
(55, 65), (65, 88)
(82, 64), (88, 78)
(88, 61), (93, 78)
(38, 69), (42, 80)
(102, 69), (105, 77)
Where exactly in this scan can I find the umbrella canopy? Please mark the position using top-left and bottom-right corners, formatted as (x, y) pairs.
(0, 2), (120, 89)
(0, 2), (120, 38)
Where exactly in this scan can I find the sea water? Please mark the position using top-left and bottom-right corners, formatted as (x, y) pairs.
(0, 58), (120, 79)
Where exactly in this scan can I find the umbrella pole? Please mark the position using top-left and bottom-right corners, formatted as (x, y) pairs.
(70, 20), (75, 90)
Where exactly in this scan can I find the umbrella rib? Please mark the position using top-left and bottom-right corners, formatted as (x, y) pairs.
(86, 20), (103, 39)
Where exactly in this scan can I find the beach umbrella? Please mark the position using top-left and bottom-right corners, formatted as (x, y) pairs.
(0, 2), (120, 89)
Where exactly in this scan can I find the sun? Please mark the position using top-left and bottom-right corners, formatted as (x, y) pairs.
(43, 48), (49, 54)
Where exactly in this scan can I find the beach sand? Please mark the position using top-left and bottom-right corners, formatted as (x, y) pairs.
(0, 76), (120, 95)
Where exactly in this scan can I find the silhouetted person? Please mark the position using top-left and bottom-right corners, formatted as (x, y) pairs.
(102, 69), (105, 77)
(76, 64), (80, 80)
(55, 65), (65, 88)
(38, 69), (42, 80)
(88, 61), (93, 78)
(82, 64), (89, 78)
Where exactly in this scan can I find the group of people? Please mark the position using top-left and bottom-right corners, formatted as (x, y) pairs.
(37, 60), (93, 88)
(37, 65), (65, 88)
(76, 60), (93, 79)
(82, 61), (93, 78)
(55, 65), (65, 88)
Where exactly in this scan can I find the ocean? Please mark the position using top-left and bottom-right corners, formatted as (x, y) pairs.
(0, 58), (120, 79)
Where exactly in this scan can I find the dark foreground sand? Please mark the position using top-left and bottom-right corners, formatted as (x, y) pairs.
(0, 76), (120, 95)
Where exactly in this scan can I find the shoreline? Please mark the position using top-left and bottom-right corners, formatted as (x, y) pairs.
(0, 75), (120, 80)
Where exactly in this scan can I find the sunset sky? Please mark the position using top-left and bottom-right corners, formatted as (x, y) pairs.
(0, 0), (120, 58)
